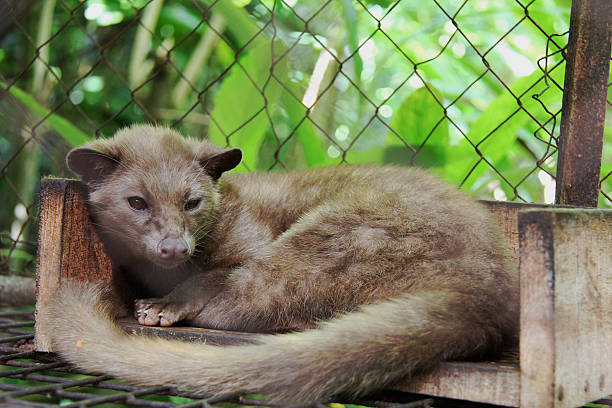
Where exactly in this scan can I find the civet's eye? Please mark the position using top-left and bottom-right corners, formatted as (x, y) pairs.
(184, 199), (201, 211)
(128, 196), (148, 211)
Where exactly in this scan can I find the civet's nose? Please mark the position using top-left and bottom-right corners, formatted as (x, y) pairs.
(157, 237), (189, 261)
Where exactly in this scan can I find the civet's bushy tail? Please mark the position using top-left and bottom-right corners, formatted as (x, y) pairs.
(46, 281), (506, 402)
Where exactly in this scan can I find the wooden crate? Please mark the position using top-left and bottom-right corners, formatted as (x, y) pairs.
(35, 178), (612, 407)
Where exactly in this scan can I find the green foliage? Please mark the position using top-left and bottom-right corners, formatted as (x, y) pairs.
(385, 86), (449, 169)
(0, 82), (90, 146)
(0, 0), (611, 276)
(207, 41), (288, 171)
(443, 66), (564, 188)
(0, 248), (35, 262)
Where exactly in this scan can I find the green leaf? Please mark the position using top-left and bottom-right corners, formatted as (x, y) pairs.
(443, 66), (565, 188)
(207, 42), (287, 171)
(198, 0), (263, 47)
(161, 4), (203, 32)
(282, 92), (331, 168)
(385, 86), (449, 168)
(340, 0), (363, 84)
(346, 87), (449, 166)
(362, 0), (394, 6)
(0, 82), (89, 146)
(344, 146), (384, 164)
(0, 248), (34, 261)
(201, 0), (292, 171)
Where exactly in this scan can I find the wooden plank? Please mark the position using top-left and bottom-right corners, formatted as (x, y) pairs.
(35, 178), (114, 352)
(59, 180), (113, 283)
(393, 353), (520, 407)
(555, 0), (611, 207)
(35, 179), (68, 352)
(552, 210), (612, 407)
(519, 208), (612, 407)
(119, 318), (257, 345)
(519, 211), (556, 407)
(482, 200), (553, 263)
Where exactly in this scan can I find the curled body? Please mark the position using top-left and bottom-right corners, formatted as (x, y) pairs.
(46, 124), (518, 402)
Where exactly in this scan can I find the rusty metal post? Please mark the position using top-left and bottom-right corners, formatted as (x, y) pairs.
(555, 0), (611, 207)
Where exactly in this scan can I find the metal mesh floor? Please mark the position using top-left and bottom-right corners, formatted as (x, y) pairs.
(0, 307), (610, 408)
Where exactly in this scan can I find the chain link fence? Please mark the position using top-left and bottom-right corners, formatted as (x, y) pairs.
(0, 0), (610, 278)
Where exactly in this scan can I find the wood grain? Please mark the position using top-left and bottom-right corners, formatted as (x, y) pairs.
(35, 179), (67, 351)
(555, 0), (611, 207)
(119, 318), (257, 345)
(482, 200), (553, 263)
(552, 210), (611, 407)
(394, 353), (520, 407)
(519, 211), (556, 407)
(519, 209), (612, 407)
(35, 178), (114, 352)
(59, 180), (113, 283)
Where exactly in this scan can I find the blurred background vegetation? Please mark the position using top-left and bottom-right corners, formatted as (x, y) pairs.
(0, 0), (610, 277)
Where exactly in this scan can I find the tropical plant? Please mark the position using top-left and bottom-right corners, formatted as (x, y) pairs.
(0, 0), (610, 276)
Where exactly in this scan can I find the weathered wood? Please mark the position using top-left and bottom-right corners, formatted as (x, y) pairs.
(58, 181), (113, 283)
(519, 211), (556, 407)
(519, 208), (612, 407)
(394, 351), (520, 407)
(482, 200), (553, 262)
(35, 179), (67, 352)
(0, 276), (35, 306)
(552, 210), (612, 407)
(555, 0), (611, 207)
(35, 178), (114, 352)
(119, 318), (257, 345)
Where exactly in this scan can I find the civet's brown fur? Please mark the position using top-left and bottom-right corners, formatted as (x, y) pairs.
(46, 124), (518, 402)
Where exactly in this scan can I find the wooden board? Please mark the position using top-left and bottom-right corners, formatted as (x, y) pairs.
(555, 0), (611, 207)
(519, 209), (612, 408)
(481, 200), (554, 262)
(35, 179), (114, 351)
(118, 318), (257, 345)
(393, 350), (520, 407)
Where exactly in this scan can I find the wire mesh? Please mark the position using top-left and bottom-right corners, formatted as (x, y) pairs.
(0, 2), (611, 404)
(0, 308), (609, 407)
(0, 0), (610, 277)
(0, 309), (484, 407)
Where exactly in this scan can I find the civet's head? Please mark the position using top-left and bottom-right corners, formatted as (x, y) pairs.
(67, 124), (241, 268)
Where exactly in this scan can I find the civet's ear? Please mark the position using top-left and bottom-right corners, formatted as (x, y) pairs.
(66, 148), (120, 186)
(199, 148), (242, 181)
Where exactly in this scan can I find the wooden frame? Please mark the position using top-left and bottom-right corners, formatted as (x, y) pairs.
(35, 178), (612, 407)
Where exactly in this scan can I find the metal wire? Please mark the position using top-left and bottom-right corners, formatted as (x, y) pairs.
(0, 2), (610, 405)
(0, 308), (508, 407)
(0, 308), (609, 407)
(0, 1), (609, 280)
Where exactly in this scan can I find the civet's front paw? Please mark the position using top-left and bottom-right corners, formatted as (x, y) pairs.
(134, 297), (195, 327)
